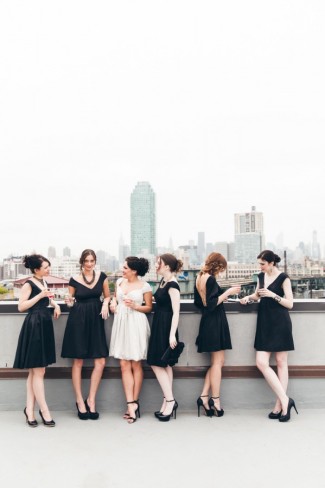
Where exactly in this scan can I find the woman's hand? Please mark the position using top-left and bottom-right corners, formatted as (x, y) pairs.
(100, 303), (109, 320)
(109, 301), (118, 313)
(53, 305), (61, 319)
(227, 285), (241, 297)
(258, 288), (274, 298)
(169, 334), (177, 349)
(124, 298), (138, 310)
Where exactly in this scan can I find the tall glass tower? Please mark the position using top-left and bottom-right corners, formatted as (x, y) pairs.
(130, 181), (156, 256)
(234, 206), (265, 263)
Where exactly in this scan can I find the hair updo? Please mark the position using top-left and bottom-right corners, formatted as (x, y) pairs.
(200, 252), (227, 276)
(126, 256), (150, 277)
(159, 254), (183, 273)
(23, 254), (51, 273)
(257, 250), (281, 265)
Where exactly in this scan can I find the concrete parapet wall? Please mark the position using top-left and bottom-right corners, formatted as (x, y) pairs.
(0, 301), (324, 410)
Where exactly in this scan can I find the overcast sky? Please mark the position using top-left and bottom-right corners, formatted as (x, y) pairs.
(1, 1), (324, 260)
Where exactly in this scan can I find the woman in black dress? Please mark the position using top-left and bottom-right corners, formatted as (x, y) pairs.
(61, 249), (110, 420)
(240, 250), (297, 422)
(194, 252), (241, 417)
(147, 254), (183, 422)
(14, 255), (61, 427)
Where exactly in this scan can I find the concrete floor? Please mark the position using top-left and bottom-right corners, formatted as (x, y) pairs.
(1, 408), (325, 488)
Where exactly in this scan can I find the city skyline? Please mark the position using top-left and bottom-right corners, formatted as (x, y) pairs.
(1, 2), (324, 260)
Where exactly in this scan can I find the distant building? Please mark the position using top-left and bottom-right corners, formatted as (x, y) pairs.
(234, 206), (265, 263)
(197, 232), (205, 264)
(63, 247), (71, 257)
(130, 181), (156, 256)
(48, 246), (56, 258)
(2, 256), (26, 280)
(215, 241), (229, 260)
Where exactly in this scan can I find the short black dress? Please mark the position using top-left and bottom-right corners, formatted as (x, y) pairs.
(194, 275), (232, 353)
(13, 280), (56, 368)
(61, 272), (109, 359)
(254, 272), (294, 352)
(147, 280), (180, 367)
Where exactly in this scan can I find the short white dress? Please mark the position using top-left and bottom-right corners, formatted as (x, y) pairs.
(109, 279), (151, 361)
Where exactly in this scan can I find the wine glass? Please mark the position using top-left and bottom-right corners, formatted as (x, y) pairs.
(44, 282), (54, 307)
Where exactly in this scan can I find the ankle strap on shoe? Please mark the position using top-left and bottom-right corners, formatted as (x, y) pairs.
(200, 395), (209, 398)
(127, 401), (137, 405)
(166, 399), (175, 402)
(211, 396), (220, 399)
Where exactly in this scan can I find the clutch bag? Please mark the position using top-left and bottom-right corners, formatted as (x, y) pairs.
(161, 341), (185, 366)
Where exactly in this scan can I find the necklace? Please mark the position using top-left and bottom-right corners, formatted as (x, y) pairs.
(82, 270), (96, 285)
(160, 275), (173, 288)
(33, 276), (45, 286)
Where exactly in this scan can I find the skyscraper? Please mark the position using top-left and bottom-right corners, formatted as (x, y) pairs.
(197, 232), (205, 263)
(234, 206), (265, 263)
(130, 181), (156, 256)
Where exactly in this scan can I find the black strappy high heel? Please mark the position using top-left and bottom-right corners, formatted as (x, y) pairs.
(208, 396), (224, 417)
(157, 399), (178, 422)
(126, 401), (140, 424)
(279, 398), (298, 422)
(197, 395), (214, 417)
(154, 397), (165, 418)
(23, 407), (38, 427)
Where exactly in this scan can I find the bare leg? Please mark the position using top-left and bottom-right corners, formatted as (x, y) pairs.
(199, 368), (212, 410)
(256, 351), (289, 412)
(120, 359), (135, 417)
(26, 370), (36, 421)
(209, 350), (225, 410)
(86, 358), (106, 412)
(151, 365), (174, 414)
(272, 352), (289, 412)
(31, 367), (52, 421)
(131, 360), (144, 402)
(72, 358), (87, 413)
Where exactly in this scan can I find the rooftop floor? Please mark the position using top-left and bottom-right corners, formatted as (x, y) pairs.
(1, 408), (325, 488)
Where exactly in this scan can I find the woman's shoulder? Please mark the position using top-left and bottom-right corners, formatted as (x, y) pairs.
(142, 281), (152, 293)
(167, 280), (180, 291)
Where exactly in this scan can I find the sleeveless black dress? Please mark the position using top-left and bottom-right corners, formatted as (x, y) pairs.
(61, 272), (109, 359)
(254, 272), (294, 352)
(13, 280), (56, 368)
(194, 275), (232, 353)
(147, 280), (180, 367)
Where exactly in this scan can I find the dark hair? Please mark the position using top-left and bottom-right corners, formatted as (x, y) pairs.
(257, 250), (281, 265)
(200, 252), (227, 276)
(79, 249), (97, 270)
(125, 256), (149, 277)
(159, 254), (183, 273)
(23, 254), (51, 273)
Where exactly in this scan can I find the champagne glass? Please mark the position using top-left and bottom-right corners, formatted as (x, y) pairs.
(44, 281), (54, 307)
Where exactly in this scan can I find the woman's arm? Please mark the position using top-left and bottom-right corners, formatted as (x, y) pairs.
(18, 282), (49, 313)
(168, 287), (180, 349)
(133, 291), (153, 313)
(258, 278), (293, 309)
(100, 278), (110, 319)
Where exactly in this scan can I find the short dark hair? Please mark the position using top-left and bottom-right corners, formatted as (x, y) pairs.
(159, 254), (183, 273)
(23, 254), (50, 273)
(257, 250), (281, 264)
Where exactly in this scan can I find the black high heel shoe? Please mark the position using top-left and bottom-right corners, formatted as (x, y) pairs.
(39, 409), (55, 427)
(279, 398), (298, 422)
(85, 399), (99, 420)
(208, 396), (224, 417)
(157, 399), (178, 422)
(126, 401), (140, 424)
(197, 395), (214, 417)
(124, 399), (140, 419)
(23, 407), (38, 427)
(76, 402), (89, 420)
(154, 397), (165, 418)
(268, 410), (282, 419)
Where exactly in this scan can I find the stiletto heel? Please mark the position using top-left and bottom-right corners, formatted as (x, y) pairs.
(157, 399), (178, 422)
(76, 402), (89, 420)
(126, 401), (140, 424)
(208, 396), (224, 417)
(23, 407), (38, 427)
(197, 395), (213, 417)
(39, 409), (55, 427)
(124, 399), (140, 419)
(279, 398), (298, 422)
(85, 399), (99, 420)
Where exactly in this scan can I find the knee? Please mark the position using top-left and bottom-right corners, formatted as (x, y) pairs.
(73, 359), (84, 369)
(256, 357), (269, 372)
(94, 358), (106, 371)
(32, 367), (46, 378)
(275, 356), (288, 369)
(120, 360), (131, 374)
(131, 361), (143, 372)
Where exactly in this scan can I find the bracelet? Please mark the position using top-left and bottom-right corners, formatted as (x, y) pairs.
(273, 295), (282, 303)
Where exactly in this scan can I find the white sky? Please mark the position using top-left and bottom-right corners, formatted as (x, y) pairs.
(1, 0), (324, 260)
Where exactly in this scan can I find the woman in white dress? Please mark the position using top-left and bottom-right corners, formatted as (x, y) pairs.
(109, 257), (152, 423)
